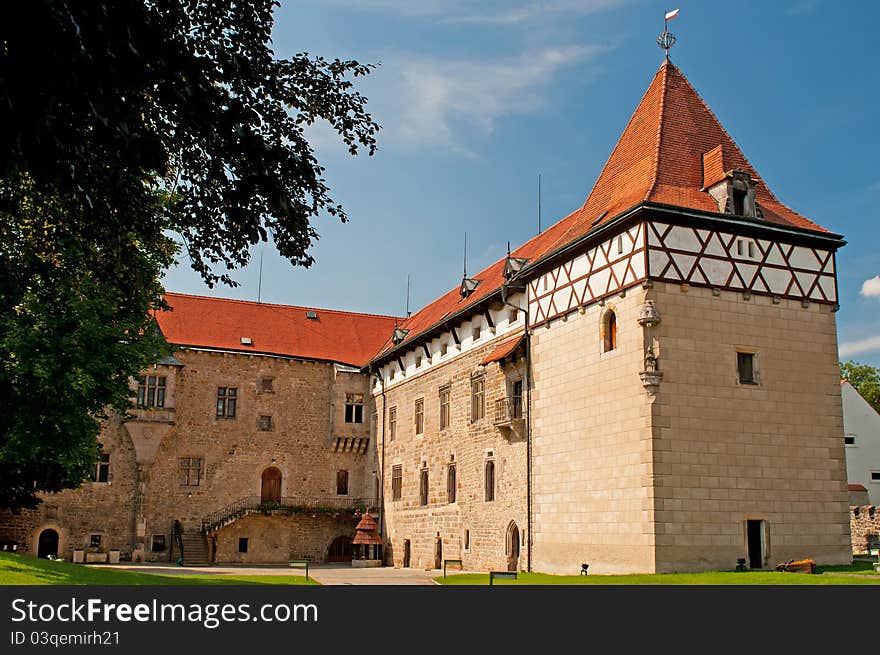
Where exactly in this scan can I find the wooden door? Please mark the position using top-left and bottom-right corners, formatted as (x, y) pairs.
(260, 467), (282, 504)
(403, 539), (411, 568)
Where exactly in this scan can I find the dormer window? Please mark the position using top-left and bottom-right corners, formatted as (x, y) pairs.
(460, 277), (480, 299)
(392, 327), (410, 345)
(703, 147), (762, 219)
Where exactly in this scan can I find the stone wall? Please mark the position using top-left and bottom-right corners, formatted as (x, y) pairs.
(212, 512), (358, 564)
(850, 506), (879, 555)
(375, 329), (528, 572)
(530, 287), (656, 575)
(0, 349), (377, 563)
(0, 414), (138, 559)
(649, 281), (852, 571)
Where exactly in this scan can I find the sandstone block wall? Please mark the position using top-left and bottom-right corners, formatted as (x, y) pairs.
(529, 287), (656, 575)
(375, 332), (528, 572)
(649, 282), (851, 571)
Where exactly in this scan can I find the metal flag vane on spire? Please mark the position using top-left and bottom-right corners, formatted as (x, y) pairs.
(658, 8), (679, 59)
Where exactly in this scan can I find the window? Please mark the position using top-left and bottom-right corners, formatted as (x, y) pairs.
(389, 406), (397, 442)
(179, 457), (203, 486)
(871, 472), (880, 482)
(508, 309), (519, 323)
(345, 393), (364, 423)
(151, 535), (166, 552)
(844, 436), (856, 446)
(464, 530), (470, 551)
(440, 342), (448, 357)
(414, 398), (425, 435)
(471, 376), (485, 422)
(238, 538), (249, 553)
(336, 470), (349, 495)
(419, 468), (429, 506)
(736, 239), (756, 259)
(416, 355), (422, 368)
(137, 375), (166, 408)
(602, 310), (617, 352)
(732, 187), (746, 216)
(216, 387), (237, 418)
(737, 352), (757, 384)
(94, 450), (110, 483)
(617, 235), (624, 254)
(473, 326), (481, 341)
(439, 385), (451, 430)
(257, 415), (272, 431)
(485, 459), (495, 502)
(392, 465), (402, 501)
(447, 464), (456, 503)
(90, 534), (102, 549)
(260, 377), (274, 393)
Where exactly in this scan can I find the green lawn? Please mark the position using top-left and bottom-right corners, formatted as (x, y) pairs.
(437, 568), (880, 585)
(0, 552), (318, 586)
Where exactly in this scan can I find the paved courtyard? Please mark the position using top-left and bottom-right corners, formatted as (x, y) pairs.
(107, 563), (444, 585)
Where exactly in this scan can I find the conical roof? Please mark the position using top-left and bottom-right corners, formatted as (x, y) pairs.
(352, 512), (382, 545)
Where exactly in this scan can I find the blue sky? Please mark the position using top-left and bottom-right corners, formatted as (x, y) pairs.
(163, 0), (880, 366)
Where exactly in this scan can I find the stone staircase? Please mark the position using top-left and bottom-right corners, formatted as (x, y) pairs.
(179, 527), (210, 567)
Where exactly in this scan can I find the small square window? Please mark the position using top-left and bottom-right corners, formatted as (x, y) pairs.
(260, 377), (274, 393)
(151, 535), (166, 552)
(238, 537), (249, 553)
(90, 534), (102, 549)
(871, 472), (880, 482)
(473, 326), (481, 341)
(258, 415), (272, 431)
(737, 352), (757, 385)
(440, 343), (448, 357)
(844, 436), (856, 446)
(508, 309), (518, 323)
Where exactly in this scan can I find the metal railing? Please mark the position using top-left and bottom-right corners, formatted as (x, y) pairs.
(201, 496), (374, 535)
(494, 396), (524, 424)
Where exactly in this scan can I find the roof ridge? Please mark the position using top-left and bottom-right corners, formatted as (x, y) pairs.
(580, 63), (668, 213)
(162, 291), (401, 321)
(645, 61), (671, 202)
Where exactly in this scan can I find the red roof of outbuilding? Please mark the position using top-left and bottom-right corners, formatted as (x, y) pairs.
(849, 484), (867, 492)
(157, 292), (399, 368)
(371, 62), (832, 363)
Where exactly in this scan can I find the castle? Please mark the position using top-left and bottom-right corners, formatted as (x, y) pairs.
(0, 61), (852, 574)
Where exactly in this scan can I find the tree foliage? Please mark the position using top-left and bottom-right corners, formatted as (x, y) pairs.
(0, 0), (380, 510)
(841, 360), (880, 414)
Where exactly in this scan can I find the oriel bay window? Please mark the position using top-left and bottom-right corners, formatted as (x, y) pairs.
(345, 393), (364, 423)
(138, 375), (166, 408)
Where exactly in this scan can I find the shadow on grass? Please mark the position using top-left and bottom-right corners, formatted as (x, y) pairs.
(0, 552), (317, 586)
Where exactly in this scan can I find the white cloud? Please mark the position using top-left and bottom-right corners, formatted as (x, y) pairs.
(309, 1), (628, 23)
(373, 45), (602, 153)
(840, 335), (880, 358)
(861, 275), (880, 298)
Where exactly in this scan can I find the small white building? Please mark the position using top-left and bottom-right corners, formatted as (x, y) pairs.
(842, 380), (880, 505)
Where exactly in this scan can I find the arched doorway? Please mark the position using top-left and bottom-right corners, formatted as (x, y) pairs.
(434, 535), (443, 570)
(506, 522), (520, 572)
(402, 539), (411, 568)
(260, 467), (282, 504)
(327, 536), (352, 562)
(37, 529), (59, 559)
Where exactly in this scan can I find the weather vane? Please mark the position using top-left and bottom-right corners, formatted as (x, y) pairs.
(658, 8), (679, 60)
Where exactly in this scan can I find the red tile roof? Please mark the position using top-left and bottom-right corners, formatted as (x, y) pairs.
(372, 62), (831, 363)
(157, 292), (399, 368)
(849, 484), (867, 492)
(480, 332), (525, 366)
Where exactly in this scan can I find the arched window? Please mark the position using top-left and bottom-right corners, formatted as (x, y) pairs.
(484, 460), (495, 502)
(603, 310), (617, 353)
(446, 465), (456, 504)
